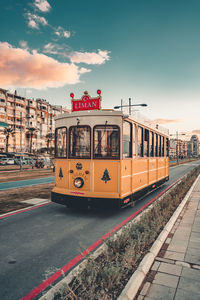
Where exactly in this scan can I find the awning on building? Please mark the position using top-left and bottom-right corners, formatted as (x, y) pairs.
(0, 122), (8, 127)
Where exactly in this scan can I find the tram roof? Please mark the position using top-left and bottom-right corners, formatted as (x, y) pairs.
(55, 109), (169, 136)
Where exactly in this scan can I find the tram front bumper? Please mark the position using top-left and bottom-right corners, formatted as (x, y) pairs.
(51, 191), (121, 208)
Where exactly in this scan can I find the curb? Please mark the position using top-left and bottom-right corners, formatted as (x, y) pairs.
(0, 200), (50, 219)
(117, 173), (200, 300)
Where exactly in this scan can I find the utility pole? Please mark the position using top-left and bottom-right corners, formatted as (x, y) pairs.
(129, 98), (131, 115)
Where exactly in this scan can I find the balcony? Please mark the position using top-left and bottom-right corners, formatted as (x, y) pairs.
(0, 101), (6, 107)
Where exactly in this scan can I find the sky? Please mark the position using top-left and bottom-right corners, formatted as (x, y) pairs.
(0, 0), (200, 139)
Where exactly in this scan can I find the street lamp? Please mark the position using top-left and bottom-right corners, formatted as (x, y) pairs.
(114, 98), (147, 115)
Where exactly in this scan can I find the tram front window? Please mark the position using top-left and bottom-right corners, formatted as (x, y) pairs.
(55, 127), (67, 157)
(69, 126), (91, 158)
(94, 125), (119, 159)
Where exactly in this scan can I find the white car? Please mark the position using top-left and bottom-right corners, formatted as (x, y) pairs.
(0, 158), (15, 165)
(6, 158), (15, 165)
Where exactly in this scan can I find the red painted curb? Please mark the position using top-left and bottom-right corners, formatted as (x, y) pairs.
(21, 175), (186, 300)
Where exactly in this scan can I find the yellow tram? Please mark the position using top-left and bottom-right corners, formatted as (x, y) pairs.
(51, 90), (169, 208)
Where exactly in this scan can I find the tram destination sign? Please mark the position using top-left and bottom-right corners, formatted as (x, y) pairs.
(70, 90), (102, 112)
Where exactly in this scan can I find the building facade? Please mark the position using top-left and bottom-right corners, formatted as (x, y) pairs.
(0, 88), (69, 153)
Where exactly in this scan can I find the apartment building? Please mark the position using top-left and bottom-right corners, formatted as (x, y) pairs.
(188, 135), (199, 157)
(0, 88), (69, 153)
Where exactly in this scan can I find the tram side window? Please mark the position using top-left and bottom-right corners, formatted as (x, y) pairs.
(155, 134), (158, 156)
(144, 129), (149, 157)
(158, 135), (161, 156)
(55, 127), (67, 157)
(161, 136), (164, 157)
(123, 121), (132, 158)
(132, 123), (136, 157)
(166, 138), (169, 157)
(69, 126), (91, 158)
(94, 125), (119, 159)
(150, 131), (154, 157)
(138, 126), (143, 157)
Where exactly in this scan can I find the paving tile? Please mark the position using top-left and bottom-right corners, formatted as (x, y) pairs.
(190, 231), (200, 240)
(158, 262), (182, 276)
(146, 283), (175, 300)
(172, 232), (190, 241)
(156, 257), (175, 264)
(164, 250), (185, 261)
(188, 239), (200, 249)
(178, 276), (200, 294)
(191, 225), (200, 232)
(185, 247), (200, 264)
(165, 238), (171, 244)
(174, 288), (200, 300)
(167, 239), (188, 253)
(151, 261), (160, 271)
(153, 272), (179, 288)
(140, 282), (151, 296)
(181, 266), (200, 280)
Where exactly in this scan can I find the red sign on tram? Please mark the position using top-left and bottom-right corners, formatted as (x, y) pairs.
(70, 90), (102, 112)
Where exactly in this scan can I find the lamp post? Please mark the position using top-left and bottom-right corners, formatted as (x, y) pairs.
(114, 98), (147, 113)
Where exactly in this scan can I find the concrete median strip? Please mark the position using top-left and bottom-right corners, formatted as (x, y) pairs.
(117, 173), (200, 300)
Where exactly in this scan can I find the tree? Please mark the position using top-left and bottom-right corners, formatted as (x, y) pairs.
(27, 127), (37, 153)
(46, 132), (54, 154)
(4, 127), (14, 153)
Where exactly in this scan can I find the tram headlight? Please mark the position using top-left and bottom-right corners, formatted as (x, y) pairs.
(74, 177), (84, 188)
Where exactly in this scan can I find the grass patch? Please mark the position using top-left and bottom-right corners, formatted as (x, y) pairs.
(51, 165), (200, 300)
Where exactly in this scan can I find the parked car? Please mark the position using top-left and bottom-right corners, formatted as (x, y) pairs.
(6, 158), (15, 165)
(0, 158), (8, 165)
(0, 158), (15, 165)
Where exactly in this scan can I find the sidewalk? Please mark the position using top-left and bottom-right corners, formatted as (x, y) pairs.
(137, 176), (200, 300)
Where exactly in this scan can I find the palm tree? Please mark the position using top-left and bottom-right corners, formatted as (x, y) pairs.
(4, 127), (14, 153)
(46, 133), (54, 154)
(27, 127), (37, 153)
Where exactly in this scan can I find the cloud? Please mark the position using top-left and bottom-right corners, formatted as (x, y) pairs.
(19, 40), (29, 49)
(0, 42), (90, 89)
(70, 49), (110, 64)
(34, 0), (51, 12)
(26, 12), (48, 29)
(54, 26), (71, 39)
(43, 43), (62, 55)
(150, 118), (181, 125)
(191, 130), (200, 134)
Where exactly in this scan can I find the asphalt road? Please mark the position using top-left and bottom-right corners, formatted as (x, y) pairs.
(0, 160), (200, 300)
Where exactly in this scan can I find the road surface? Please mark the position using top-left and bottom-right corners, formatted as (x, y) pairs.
(0, 161), (199, 300)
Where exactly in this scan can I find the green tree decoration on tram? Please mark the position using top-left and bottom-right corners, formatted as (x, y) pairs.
(101, 168), (111, 183)
(59, 167), (63, 179)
